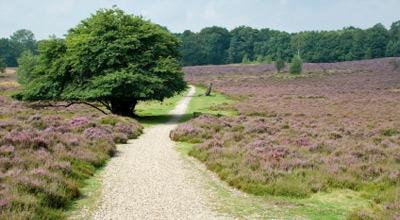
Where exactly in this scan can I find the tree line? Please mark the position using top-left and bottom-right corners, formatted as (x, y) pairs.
(176, 21), (400, 66)
(1, 20), (400, 68)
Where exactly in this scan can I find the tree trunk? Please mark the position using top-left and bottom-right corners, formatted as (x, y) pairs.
(205, 83), (213, 96)
(110, 100), (137, 117)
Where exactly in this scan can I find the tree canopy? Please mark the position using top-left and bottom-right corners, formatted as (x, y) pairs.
(15, 8), (186, 116)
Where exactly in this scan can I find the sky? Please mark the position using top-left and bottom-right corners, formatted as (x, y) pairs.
(0, 0), (399, 39)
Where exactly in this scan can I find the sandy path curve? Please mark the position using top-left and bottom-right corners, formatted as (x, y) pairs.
(91, 86), (227, 219)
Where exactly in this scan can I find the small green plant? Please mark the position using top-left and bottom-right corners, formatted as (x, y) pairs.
(256, 55), (273, 64)
(0, 58), (6, 73)
(242, 54), (251, 64)
(381, 128), (399, 136)
(282, 123), (290, 129)
(256, 55), (264, 63)
(263, 55), (273, 64)
(275, 59), (285, 73)
(289, 55), (303, 74)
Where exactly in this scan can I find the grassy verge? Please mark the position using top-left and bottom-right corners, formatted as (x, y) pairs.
(136, 85), (237, 125)
(65, 169), (104, 219)
(181, 86), (238, 122)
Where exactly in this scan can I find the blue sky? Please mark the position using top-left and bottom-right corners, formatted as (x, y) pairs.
(0, 0), (399, 39)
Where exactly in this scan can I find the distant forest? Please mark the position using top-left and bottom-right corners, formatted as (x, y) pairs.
(176, 20), (400, 66)
(1, 21), (400, 67)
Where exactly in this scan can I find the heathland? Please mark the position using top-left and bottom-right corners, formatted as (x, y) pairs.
(0, 68), (144, 219)
(172, 58), (400, 219)
(0, 7), (399, 220)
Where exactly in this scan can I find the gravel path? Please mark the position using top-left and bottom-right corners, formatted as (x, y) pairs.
(90, 86), (228, 219)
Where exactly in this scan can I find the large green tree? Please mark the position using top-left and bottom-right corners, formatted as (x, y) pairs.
(364, 23), (389, 58)
(178, 30), (204, 66)
(0, 29), (37, 67)
(0, 38), (18, 67)
(228, 26), (259, 63)
(198, 26), (231, 65)
(10, 29), (37, 54)
(16, 8), (186, 116)
(386, 21), (400, 56)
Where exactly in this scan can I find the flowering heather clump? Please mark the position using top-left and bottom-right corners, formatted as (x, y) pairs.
(177, 58), (400, 219)
(114, 123), (142, 139)
(110, 132), (127, 144)
(170, 123), (204, 143)
(0, 78), (143, 219)
(0, 145), (15, 156)
(60, 133), (81, 147)
(84, 127), (112, 142)
(4, 130), (49, 149)
(69, 116), (89, 127)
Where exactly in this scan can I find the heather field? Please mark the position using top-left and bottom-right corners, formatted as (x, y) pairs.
(0, 69), (143, 219)
(173, 58), (400, 219)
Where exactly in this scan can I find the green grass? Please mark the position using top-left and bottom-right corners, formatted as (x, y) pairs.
(176, 142), (372, 219)
(65, 169), (104, 219)
(181, 86), (238, 122)
(135, 89), (189, 127)
(136, 85), (237, 126)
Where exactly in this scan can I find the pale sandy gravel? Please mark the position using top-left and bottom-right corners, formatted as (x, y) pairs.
(89, 86), (232, 220)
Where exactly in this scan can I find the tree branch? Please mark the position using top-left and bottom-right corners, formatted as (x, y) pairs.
(78, 101), (109, 115)
(30, 101), (109, 115)
(98, 100), (112, 111)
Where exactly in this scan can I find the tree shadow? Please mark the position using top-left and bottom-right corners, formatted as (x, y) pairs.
(135, 113), (195, 126)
